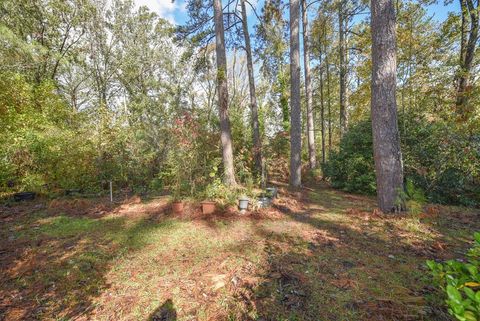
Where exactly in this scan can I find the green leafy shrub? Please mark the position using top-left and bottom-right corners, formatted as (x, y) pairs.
(322, 120), (376, 195)
(396, 179), (428, 216)
(0, 73), (99, 193)
(322, 115), (480, 207)
(158, 113), (205, 199)
(199, 167), (243, 206)
(427, 232), (480, 321)
(402, 117), (480, 207)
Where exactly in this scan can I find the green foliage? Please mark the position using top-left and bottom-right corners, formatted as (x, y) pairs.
(322, 120), (376, 195)
(404, 179), (427, 204)
(427, 233), (480, 321)
(401, 114), (480, 207)
(395, 179), (428, 215)
(0, 72), (98, 192)
(1, 0), (478, 207)
(323, 116), (480, 207)
(200, 167), (247, 206)
(269, 131), (290, 158)
(158, 113), (204, 199)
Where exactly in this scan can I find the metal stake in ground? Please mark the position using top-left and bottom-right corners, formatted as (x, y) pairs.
(109, 181), (113, 203)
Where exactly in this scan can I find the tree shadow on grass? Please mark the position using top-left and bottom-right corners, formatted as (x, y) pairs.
(1, 186), (477, 320)
(246, 228), (436, 320)
(148, 299), (177, 321)
(0, 197), (174, 320)
(227, 186), (473, 321)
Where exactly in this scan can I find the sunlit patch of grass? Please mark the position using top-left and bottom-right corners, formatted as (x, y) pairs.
(87, 218), (268, 320)
(116, 218), (182, 249)
(392, 217), (440, 243)
(402, 217), (431, 234)
(34, 216), (100, 237)
(308, 190), (348, 214)
(13, 214), (127, 241)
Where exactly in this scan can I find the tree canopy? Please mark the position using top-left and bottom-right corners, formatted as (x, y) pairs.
(0, 0), (478, 208)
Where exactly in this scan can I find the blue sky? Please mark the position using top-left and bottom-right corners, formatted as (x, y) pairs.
(133, 0), (459, 26)
(427, 1), (459, 21)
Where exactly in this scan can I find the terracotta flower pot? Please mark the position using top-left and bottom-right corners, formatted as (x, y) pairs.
(200, 201), (216, 214)
(172, 201), (184, 214)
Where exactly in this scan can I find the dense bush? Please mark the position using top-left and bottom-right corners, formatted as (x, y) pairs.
(322, 120), (376, 194)
(0, 72), (258, 198)
(157, 112), (220, 198)
(427, 233), (480, 321)
(323, 115), (480, 207)
(0, 73), (98, 193)
(0, 73), (187, 195)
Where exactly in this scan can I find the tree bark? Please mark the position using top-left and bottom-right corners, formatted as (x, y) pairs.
(371, 0), (404, 213)
(338, 1), (348, 136)
(455, 0), (479, 116)
(213, 0), (237, 186)
(326, 49), (332, 153)
(302, 0), (316, 170)
(321, 22), (332, 156)
(279, 69), (290, 131)
(289, 0), (302, 188)
(320, 60), (326, 165)
(240, 0), (263, 177)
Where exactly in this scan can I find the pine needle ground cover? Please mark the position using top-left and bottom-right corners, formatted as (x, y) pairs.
(1, 184), (479, 321)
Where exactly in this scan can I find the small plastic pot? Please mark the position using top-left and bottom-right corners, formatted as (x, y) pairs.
(200, 201), (216, 214)
(238, 198), (249, 211)
(257, 197), (271, 208)
(172, 201), (184, 214)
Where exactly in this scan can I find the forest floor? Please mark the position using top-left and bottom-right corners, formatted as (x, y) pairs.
(1, 182), (479, 321)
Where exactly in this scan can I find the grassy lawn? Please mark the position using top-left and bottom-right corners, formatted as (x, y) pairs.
(1, 184), (479, 321)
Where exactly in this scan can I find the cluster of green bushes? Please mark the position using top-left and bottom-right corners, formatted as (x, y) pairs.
(0, 73), (95, 194)
(157, 111), (259, 205)
(428, 233), (480, 320)
(323, 115), (480, 207)
(0, 72), (258, 200)
(0, 73), (184, 195)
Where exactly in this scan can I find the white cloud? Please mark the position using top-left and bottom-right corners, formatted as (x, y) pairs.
(134, 0), (185, 24)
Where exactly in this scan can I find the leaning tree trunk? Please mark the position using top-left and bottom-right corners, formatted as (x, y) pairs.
(371, 0), (404, 213)
(240, 0), (263, 177)
(213, 0), (236, 186)
(289, 0), (302, 188)
(338, 0), (348, 136)
(302, 0), (316, 170)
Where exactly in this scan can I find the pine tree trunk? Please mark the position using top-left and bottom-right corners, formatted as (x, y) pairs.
(326, 50), (332, 153)
(371, 0), (404, 213)
(455, 0), (479, 116)
(302, 0), (316, 170)
(280, 69), (290, 131)
(338, 1), (348, 136)
(320, 60), (326, 165)
(213, 0), (236, 186)
(240, 0), (263, 177)
(289, 0), (302, 188)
